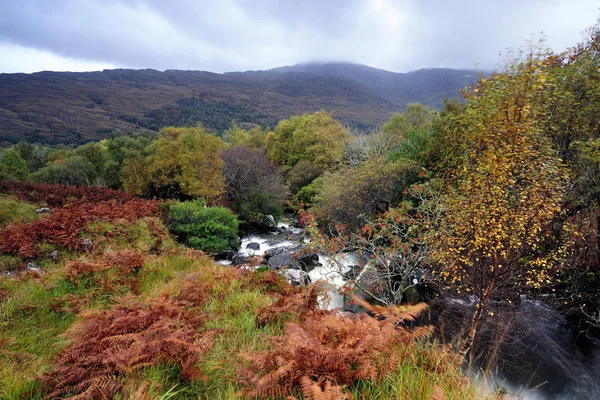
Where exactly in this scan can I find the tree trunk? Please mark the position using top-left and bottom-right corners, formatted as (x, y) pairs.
(458, 279), (495, 360)
(458, 302), (485, 359)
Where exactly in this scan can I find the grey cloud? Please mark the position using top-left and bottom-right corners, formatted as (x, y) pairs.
(0, 0), (598, 73)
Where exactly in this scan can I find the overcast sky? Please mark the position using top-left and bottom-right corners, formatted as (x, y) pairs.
(0, 0), (598, 74)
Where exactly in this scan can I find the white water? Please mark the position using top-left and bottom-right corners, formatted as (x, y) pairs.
(276, 221), (303, 235)
(222, 220), (358, 311)
(239, 235), (299, 257)
(308, 253), (359, 310)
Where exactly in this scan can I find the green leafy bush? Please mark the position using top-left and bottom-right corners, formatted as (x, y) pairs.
(295, 177), (324, 208)
(165, 200), (239, 254)
(32, 156), (97, 186)
(310, 158), (420, 228)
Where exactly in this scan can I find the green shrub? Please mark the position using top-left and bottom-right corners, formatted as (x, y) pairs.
(165, 200), (239, 254)
(295, 177), (324, 208)
(32, 156), (97, 186)
(286, 160), (323, 194)
(0, 149), (29, 181)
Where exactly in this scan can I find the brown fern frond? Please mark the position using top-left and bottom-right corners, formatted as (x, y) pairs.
(352, 295), (429, 323)
(240, 306), (434, 399)
(297, 376), (351, 400)
(255, 285), (325, 328)
(39, 295), (214, 399)
(429, 385), (447, 400)
(128, 382), (152, 400)
(0, 188), (159, 260)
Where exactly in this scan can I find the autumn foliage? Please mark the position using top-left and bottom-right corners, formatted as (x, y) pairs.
(0, 193), (159, 259)
(427, 50), (570, 357)
(240, 301), (433, 399)
(40, 294), (213, 399)
(254, 285), (324, 328)
(0, 180), (135, 207)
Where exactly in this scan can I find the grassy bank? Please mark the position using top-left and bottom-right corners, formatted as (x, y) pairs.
(0, 187), (489, 399)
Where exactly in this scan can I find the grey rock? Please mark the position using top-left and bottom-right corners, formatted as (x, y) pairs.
(343, 265), (361, 280)
(280, 269), (311, 286)
(268, 252), (299, 270)
(246, 242), (261, 251)
(264, 245), (320, 272)
(80, 238), (93, 250)
(26, 262), (44, 274)
(35, 207), (51, 214)
(263, 214), (277, 230)
(50, 250), (59, 260)
(215, 250), (236, 261)
(232, 252), (251, 265)
(297, 253), (321, 273)
(264, 245), (303, 260)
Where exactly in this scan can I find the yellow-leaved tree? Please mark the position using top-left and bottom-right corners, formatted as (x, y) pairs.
(122, 125), (225, 203)
(265, 111), (351, 170)
(428, 51), (569, 358)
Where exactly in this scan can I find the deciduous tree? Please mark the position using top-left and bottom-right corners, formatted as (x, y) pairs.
(428, 52), (568, 358)
(266, 111), (350, 170)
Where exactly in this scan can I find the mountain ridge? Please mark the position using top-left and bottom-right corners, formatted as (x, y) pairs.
(0, 62), (481, 146)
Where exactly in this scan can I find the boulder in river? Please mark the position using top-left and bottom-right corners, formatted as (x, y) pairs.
(297, 253), (320, 273)
(232, 252), (251, 265)
(280, 269), (311, 286)
(246, 242), (261, 251)
(264, 245), (303, 260)
(265, 245), (320, 272)
(263, 214), (277, 231)
(267, 252), (297, 270)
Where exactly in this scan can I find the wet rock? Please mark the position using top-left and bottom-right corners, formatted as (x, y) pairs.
(280, 269), (311, 286)
(266, 247), (320, 272)
(264, 245), (303, 260)
(35, 207), (51, 214)
(343, 265), (361, 280)
(215, 250), (236, 261)
(232, 252), (251, 265)
(263, 214), (277, 231)
(246, 242), (261, 251)
(267, 252), (298, 270)
(297, 253), (320, 273)
(276, 226), (289, 234)
(80, 238), (93, 250)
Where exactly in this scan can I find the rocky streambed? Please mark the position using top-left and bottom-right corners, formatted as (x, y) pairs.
(216, 217), (600, 399)
(216, 218), (359, 310)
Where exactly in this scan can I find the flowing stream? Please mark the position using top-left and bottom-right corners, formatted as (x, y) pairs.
(226, 219), (600, 399)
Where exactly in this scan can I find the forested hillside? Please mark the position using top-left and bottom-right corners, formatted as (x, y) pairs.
(0, 64), (480, 145)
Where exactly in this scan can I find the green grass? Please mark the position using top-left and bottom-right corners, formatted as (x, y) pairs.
(0, 198), (488, 400)
(0, 195), (41, 229)
(0, 278), (75, 399)
(0, 250), (488, 400)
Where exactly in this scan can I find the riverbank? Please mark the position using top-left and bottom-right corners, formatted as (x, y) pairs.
(0, 193), (489, 399)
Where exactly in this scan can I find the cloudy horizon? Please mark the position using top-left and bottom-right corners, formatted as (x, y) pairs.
(0, 0), (598, 75)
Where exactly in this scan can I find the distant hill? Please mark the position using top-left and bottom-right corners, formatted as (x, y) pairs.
(0, 63), (482, 145)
